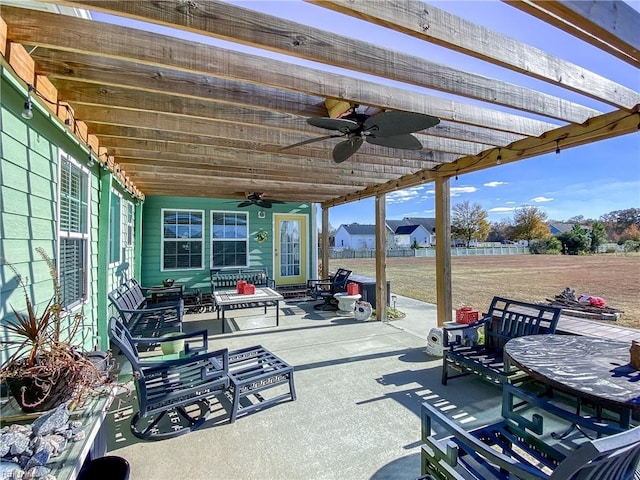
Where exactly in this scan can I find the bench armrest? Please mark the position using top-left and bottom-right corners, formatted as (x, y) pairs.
(443, 316), (491, 331)
(140, 347), (228, 373)
(118, 303), (181, 314)
(422, 401), (549, 480)
(132, 329), (208, 354)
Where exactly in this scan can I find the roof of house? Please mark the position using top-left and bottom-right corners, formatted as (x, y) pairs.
(549, 222), (588, 233)
(394, 225), (421, 235)
(339, 223), (376, 235)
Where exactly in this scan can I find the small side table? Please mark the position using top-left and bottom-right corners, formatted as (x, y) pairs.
(333, 293), (361, 315)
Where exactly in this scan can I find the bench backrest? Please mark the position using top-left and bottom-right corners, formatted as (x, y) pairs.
(551, 424), (640, 479)
(108, 278), (146, 324)
(484, 296), (561, 351)
(210, 268), (273, 293)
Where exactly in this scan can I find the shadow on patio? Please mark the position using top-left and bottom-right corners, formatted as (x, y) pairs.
(104, 296), (502, 480)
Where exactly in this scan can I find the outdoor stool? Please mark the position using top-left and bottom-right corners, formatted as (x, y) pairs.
(227, 345), (296, 423)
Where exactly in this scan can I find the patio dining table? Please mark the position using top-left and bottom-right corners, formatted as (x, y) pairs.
(504, 334), (640, 428)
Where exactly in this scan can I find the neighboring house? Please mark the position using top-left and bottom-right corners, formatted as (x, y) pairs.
(548, 223), (589, 235)
(388, 217), (436, 246)
(335, 217), (437, 249)
(334, 223), (377, 249)
(393, 225), (431, 248)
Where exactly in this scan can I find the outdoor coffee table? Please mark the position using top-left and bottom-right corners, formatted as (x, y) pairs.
(213, 287), (284, 333)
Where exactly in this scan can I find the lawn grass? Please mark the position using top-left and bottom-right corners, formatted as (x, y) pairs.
(330, 253), (640, 330)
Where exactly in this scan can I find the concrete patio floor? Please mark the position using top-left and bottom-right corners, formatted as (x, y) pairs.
(105, 296), (503, 480)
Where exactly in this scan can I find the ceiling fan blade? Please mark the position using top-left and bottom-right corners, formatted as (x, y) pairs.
(363, 111), (440, 137)
(307, 117), (360, 133)
(333, 136), (364, 163)
(280, 134), (344, 151)
(237, 201), (253, 208)
(366, 133), (423, 150)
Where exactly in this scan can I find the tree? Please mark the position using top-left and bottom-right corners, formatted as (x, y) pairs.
(589, 221), (607, 253)
(487, 220), (513, 242)
(451, 201), (490, 247)
(601, 208), (640, 241)
(511, 206), (549, 242)
(558, 224), (590, 255)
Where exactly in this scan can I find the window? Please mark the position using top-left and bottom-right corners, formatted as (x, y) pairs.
(58, 152), (89, 309)
(124, 200), (134, 247)
(162, 209), (204, 270)
(109, 190), (121, 265)
(211, 211), (248, 268)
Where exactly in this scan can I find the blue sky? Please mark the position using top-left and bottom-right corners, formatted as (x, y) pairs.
(95, 1), (639, 227)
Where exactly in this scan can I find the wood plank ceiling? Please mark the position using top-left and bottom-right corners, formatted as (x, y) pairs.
(2, 0), (638, 207)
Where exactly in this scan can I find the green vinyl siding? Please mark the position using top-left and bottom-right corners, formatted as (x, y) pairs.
(141, 196), (313, 292)
(0, 70), (138, 356)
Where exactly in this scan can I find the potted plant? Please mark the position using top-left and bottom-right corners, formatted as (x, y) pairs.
(0, 248), (108, 413)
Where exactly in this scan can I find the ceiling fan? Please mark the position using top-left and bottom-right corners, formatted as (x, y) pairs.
(281, 106), (440, 163)
(236, 192), (285, 209)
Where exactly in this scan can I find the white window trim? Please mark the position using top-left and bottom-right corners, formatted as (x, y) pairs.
(161, 208), (205, 272)
(210, 210), (250, 270)
(125, 200), (134, 248)
(57, 149), (91, 311)
(108, 188), (123, 267)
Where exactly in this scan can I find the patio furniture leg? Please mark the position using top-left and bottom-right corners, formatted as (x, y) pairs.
(130, 401), (210, 441)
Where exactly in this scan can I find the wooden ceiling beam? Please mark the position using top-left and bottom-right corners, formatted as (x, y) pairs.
(32, 48), (524, 147)
(306, 0), (639, 110)
(74, 105), (461, 165)
(1, 6), (559, 137)
(53, 78), (492, 157)
(112, 150), (415, 180)
(35, 0), (602, 123)
(505, 0), (640, 68)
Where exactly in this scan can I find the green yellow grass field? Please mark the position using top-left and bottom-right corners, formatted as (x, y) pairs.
(330, 253), (640, 330)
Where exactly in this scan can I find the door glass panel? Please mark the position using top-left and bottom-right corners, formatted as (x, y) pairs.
(279, 220), (301, 277)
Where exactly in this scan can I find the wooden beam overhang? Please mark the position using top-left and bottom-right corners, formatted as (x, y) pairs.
(1, 7), (562, 137)
(35, 0), (606, 124)
(323, 106), (640, 209)
(505, 0), (640, 68)
(306, 0), (640, 110)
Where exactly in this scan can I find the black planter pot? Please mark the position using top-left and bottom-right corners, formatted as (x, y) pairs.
(5, 367), (78, 413)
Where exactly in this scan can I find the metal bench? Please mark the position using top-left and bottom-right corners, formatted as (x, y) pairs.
(226, 345), (296, 423)
(442, 296), (561, 385)
(108, 278), (183, 337)
(420, 395), (640, 479)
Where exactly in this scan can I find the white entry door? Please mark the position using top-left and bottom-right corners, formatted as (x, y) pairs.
(273, 214), (307, 285)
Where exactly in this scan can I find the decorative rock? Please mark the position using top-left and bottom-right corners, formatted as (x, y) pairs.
(10, 434), (30, 455)
(25, 448), (50, 468)
(0, 460), (22, 477)
(1, 402), (85, 480)
(32, 404), (70, 437)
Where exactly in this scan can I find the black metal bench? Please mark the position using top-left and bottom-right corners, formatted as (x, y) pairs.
(226, 345), (296, 423)
(441, 296), (561, 385)
(420, 393), (640, 480)
(108, 278), (183, 337)
(210, 268), (275, 295)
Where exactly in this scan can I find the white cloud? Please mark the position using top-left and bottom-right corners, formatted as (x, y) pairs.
(386, 187), (422, 204)
(531, 196), (554, 203)
(450, 186), (477, 197)
(484, 181), (508, 187)
(489, 207), (517, 212)
(506, 201), (516, 204)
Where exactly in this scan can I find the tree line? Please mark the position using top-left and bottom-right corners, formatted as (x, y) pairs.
(452, 203), (640, 254)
